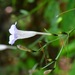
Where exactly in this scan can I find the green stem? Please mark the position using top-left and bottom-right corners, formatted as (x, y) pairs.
(68, 27), (75, 34)
(55, 28), (75, 60)
(38, 37), (59, 51)
(41, 61), (54, 69)
(18, 0), (48, 20)
(55, 36), (69, 60)
(30, 0), (48, 15)
(56, 8), (75, 17)
(29, 36), (44, 48)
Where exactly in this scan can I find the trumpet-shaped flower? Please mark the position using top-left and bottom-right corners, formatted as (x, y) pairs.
(9, 22), (51, 45)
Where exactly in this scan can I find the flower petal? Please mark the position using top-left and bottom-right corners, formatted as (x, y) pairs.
(9, 22), (17, 34)
(17, 31), (37, 39)
(9, 35), (17, 45)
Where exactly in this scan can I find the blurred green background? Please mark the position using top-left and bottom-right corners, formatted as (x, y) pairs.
(0, 0), (75, 75)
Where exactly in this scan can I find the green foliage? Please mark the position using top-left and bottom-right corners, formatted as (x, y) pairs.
(44, 0), (60, 33)
(61, 0), (75, 31)
(0, 0), (75, 75)
(69, 61), (75, 75)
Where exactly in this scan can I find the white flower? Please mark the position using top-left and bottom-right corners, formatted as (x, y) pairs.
(0, 44), (16, 50)
(0, 44), (8, 50)
(9, 22), (51, 45)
